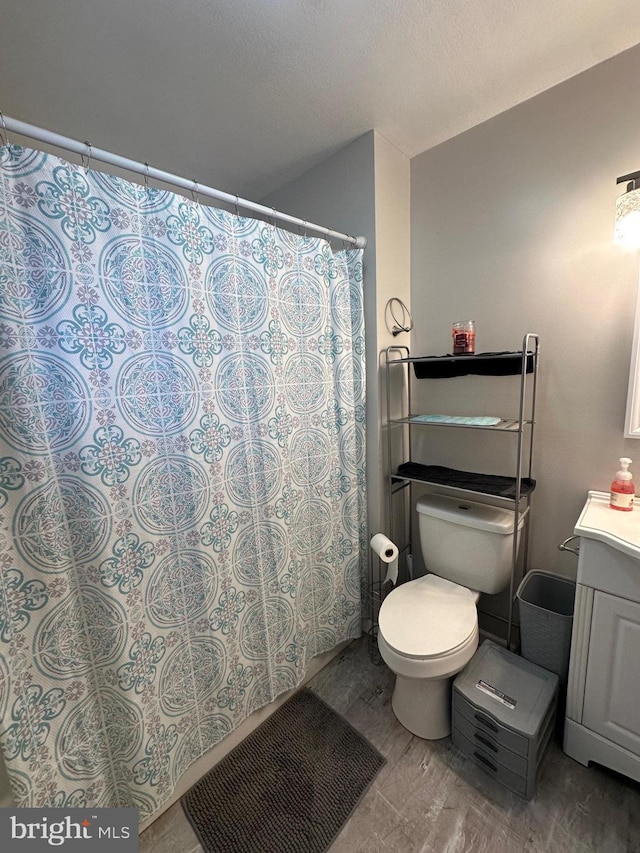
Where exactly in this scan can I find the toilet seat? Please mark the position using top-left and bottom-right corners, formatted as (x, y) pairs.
(378, 574), (477, 660)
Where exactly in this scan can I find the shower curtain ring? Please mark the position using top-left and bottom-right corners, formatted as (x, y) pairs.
(191, 179), (199, 204)
(0, 112), (8, 146)
(270, 207), (277, 228)
(143, 162), (150, 192)
(234, 195), (240, 217)
(81, 141), (92, 173)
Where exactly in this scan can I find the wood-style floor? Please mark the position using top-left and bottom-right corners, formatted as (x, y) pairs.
(140, 636), (640, 852)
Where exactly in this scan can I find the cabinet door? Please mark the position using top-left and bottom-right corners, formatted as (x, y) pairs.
(582, 591), (640, 755)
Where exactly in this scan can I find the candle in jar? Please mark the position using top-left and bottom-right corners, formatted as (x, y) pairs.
(452, 321), (475, 354)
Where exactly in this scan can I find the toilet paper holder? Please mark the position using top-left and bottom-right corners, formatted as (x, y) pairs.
(370, 533), (399, 586)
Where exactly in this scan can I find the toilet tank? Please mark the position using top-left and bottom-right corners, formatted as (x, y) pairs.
(416, 493), (524, 594)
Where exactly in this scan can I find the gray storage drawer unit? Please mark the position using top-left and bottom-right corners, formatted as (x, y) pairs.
(452, 640), (558, 799)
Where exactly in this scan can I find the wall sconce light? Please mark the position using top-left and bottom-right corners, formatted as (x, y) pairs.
(616, 170), (640, 248)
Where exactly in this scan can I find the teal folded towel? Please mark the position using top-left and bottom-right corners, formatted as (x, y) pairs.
(410, 414), (501, 426)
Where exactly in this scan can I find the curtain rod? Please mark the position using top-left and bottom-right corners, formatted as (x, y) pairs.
(1, 115), (367, 250)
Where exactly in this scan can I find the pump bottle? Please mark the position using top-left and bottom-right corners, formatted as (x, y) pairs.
(610, 457), (634, 511)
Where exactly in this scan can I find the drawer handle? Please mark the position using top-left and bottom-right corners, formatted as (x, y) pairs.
(474, 732), (498, 753)
(473, 751), (498, 773)
(474, 713), (498, 733)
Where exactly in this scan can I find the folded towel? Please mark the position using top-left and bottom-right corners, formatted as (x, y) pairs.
(412, 352), (534, 379)
(409, 414), (501, 426)
(395, 463), (536, 499)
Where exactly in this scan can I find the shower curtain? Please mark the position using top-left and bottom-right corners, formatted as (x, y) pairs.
(0, 143), (366, 819)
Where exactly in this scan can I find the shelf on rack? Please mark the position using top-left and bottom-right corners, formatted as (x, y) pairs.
(405, 351), (534, 379)
(394, 462), (536, 500)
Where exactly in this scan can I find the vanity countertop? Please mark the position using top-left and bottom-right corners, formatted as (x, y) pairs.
(574, 490), (640, 560)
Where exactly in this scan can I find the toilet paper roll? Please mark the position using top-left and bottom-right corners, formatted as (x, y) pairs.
(370, 533), (399, 586)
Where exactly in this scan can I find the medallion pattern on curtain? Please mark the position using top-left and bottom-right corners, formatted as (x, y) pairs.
(0, 144), (366, 820)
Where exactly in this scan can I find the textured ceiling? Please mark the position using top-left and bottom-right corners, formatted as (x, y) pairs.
(2, 0), (640, 200)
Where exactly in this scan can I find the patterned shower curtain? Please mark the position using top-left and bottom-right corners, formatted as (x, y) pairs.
(0, 144), (366, 820)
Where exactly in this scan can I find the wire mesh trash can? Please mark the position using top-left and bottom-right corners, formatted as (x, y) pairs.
(516, 570), (576, 683)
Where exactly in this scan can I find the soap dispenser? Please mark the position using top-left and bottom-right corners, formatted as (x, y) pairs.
(610, 457), (634, 511)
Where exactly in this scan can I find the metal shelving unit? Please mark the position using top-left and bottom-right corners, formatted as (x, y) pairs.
(383, 333), (540, 649)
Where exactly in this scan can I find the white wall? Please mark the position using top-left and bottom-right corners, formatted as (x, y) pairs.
(410, 44), (640, 581)
(372, 134), (412, 584)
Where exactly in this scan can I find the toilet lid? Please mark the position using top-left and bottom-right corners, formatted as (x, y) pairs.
(378, 574), (477, 659)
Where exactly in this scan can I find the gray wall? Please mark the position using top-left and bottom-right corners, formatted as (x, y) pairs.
(261, 131), (379, 534)
(263, 131), (411, 542)
(410, 44), (640, 580)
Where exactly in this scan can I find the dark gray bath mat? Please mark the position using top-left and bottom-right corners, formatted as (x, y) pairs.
(181, 687), (385, 853)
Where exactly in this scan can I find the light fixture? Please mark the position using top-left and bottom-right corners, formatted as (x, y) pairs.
(615, 170), (640, 248)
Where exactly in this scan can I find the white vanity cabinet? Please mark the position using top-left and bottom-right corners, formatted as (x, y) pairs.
(564, 490), (640, 781)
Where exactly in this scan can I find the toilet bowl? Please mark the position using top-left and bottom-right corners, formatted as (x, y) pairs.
(377, 493), (522, 739)
(378, 573), (480, 738)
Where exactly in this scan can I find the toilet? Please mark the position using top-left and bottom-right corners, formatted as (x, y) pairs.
(377, 492), (523, 739)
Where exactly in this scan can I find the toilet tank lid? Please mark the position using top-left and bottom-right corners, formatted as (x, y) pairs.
(416, 493), (523, 535)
